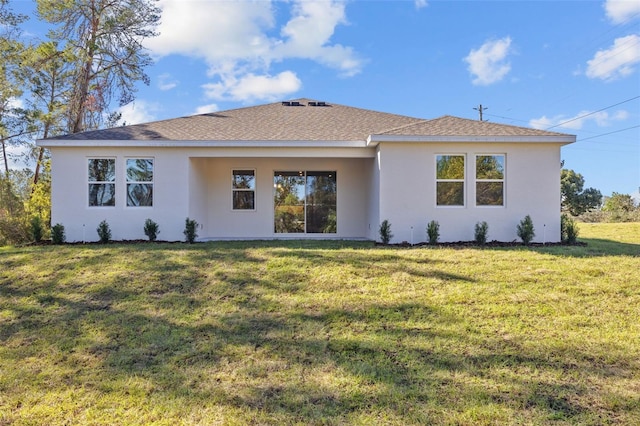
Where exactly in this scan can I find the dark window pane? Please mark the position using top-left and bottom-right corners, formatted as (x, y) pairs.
(306, 172), (337, 233)
(476, 155), (504, 179)
(274, 205), (305, 233)
(126, 159), (153, 182)
(233, 191), (255, 210)
(476, 182), (504, 206)
(307, 206), (337, 233)
(88, 159), (115, 182)
(437, 182), (464, 206)
(233, 170), (255, 189)
(436, 155), (464, 179)
(89, 183), (115, 206)
(127, 183), (153, 207)
(274, 172), (306, 233)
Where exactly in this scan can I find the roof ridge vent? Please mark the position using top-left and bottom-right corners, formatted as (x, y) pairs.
(308, 101), (328, 107)
(282, 100), (303, 107)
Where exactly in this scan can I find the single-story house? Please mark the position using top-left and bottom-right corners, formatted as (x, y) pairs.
(37, 99), (575, 243)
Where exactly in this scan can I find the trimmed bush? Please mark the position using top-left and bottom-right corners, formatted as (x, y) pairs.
(474, 221), (489, 245)
(379, 219), (393, 245)
(30, 216), (44, 243)
(517, 215), (535, 245)
(561, 213), (579, 244)
(427, 220), (440, 244)
(51, 223), (66, 245)
(144, 218), (160, 242)
(97, 220), (112, 243)
(184, 217), (198, 244)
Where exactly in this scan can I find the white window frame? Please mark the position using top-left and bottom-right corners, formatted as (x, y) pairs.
(125, 158), (154, 208)
(435, 154), (466, 207)
(475, 154), (505, 207)
(88, 157), (116, 208)
(232, 168), (256, 211)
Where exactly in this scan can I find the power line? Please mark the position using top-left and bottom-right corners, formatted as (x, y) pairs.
(576, 125), (640, 142)
(545, 95), (640, 130)
(483, 101), (640, 147)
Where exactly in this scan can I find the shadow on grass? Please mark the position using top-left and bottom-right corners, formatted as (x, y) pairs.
(570, 237), (640, 257)
(0, 243), (637, 424)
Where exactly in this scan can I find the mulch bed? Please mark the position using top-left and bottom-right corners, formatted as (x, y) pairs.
(376, 240), (587, 248)
(25, 239), (587, 247)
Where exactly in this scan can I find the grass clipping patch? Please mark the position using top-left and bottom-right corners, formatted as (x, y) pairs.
(0, 224), (639, 425)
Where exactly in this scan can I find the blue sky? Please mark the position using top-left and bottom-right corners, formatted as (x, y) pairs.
(10, 0), (640, 198)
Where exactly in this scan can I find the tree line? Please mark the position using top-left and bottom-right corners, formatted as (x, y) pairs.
(0, 0), (160, 244)
(561, 167), (639, 223)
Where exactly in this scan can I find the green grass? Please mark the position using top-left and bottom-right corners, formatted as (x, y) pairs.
(1, 223), (639, 425)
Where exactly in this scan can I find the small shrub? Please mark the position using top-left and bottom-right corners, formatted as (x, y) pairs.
(427, 220), (440, 244)
(474, 221), (489, 245)
(97, 220), (112, 243)
(517, 215), (535, 245)
(379, 219), (393, 244)
(143, 218), (160, 242)
(30, 216), (44, 243)
(51, 223), (66, 244)
(184, 217), (198, 243)
(561, 214), (579, 244)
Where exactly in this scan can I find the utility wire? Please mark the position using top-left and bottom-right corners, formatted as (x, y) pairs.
(576, 125), (640, 142)
(545, 95), (640, 130)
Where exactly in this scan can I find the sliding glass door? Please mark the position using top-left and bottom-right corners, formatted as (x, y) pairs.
(274, 171), (336, 234)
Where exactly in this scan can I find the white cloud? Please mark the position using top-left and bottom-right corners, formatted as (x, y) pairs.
(193, 104), (220, 115)
(157, 73), (178, 91)
(415, 0), (428, 10)
(147, 0), (274, 63)
(8, 97), (24, 109)
(2, 98), (31, 170)
(529, 109), (629, 130)
(464, 37), (513, 86)
(4, 144), (32, 170)
(586, 34), (640, 81)
(604, 0), (640, 24)
(146, 0), (362, 101)
(203, 71), (302, 102)
(117, 101), (159, 125)
(273, 1), (363, 77)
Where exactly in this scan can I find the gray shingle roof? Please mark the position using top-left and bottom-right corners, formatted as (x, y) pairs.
(378, 115), (570, 137)
(44, 99), (571, 142)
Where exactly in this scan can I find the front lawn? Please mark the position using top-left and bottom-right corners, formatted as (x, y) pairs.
(1, 223), (638, 425)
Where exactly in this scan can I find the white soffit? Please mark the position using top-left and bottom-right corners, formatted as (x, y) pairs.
(366, 134), (577, 146)
(36, 139), (370, 148)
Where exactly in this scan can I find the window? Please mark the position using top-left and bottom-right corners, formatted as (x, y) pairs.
(232, 169), (256, 210)
(126, 159), (153, 207)
(476, 155), (504, 206)
(88, 158), (115, 206)
(436, 155), (465, 206)
(274, 171), (336, 233)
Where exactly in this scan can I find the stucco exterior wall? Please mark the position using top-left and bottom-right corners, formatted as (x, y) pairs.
(49, 141), (563, 243)
(50, 147), (374, 241)
(366, 149), (382, 241)
(376, 142), (563, 243)
(191, 157), (372, 239)
(50, 147), (191, 242)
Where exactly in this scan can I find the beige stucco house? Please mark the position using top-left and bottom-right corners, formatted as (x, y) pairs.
(37, 99), (575, 243)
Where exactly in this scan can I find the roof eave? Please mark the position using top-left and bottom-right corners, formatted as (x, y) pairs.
(36, 139), (370, 148)
(366, 134), (576, 146)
